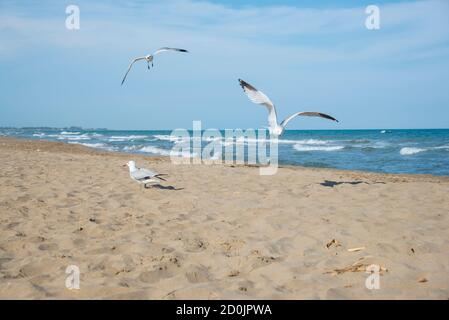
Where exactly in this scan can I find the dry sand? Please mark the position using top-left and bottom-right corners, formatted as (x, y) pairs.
(0, 137), (448, 299)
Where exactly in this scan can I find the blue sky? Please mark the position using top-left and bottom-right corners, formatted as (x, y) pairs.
(0, 0), (448, 130)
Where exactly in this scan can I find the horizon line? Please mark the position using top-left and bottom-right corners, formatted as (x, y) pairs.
(1, 126), (449, 131)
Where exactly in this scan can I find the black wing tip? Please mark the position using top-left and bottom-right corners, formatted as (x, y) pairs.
(238, 78), (248, 88)
(319, 113), (338, 122)
(171, 48), (188, 52)
(155, 174), (167, 181)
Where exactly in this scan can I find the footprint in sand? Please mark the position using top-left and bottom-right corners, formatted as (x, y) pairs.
(250, 255), (282, 270)
(38, 243), (59, 251)
(139, 265), (174, 284)
(18, 260), (55, 278)
(185, 265), (211, 283)
(56, 198), (81, 208)
(237, 280), (255, 293)
(139, 254), (182, 284)
(29, 236), (46, 243)
(0, 257), (13, 270)
(180, 237), (208, 252)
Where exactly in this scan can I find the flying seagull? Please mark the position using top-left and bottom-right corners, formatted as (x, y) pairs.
(124, 160), (167, 188)
(238, 79), (338, 137)
(121, 47), (189, 85)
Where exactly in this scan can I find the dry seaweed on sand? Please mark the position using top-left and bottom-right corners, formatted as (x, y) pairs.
(324, 256), (387, 276)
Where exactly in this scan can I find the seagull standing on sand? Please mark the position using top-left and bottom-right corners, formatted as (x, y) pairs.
(124, 160), (167, 188)
(121, 47), (189, 85)
(238, 79), (338, 137)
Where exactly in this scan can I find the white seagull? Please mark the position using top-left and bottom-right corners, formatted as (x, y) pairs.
(121, 47), (189, 85)
(238, 79), (338, 137)
(124, 160), (167, 188)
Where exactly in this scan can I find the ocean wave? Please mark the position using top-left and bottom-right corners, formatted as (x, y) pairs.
(139, 146), (196, 158)
(347, 139), (371, 144)
(218, 137), (320, 145)
(361, 147), (377, 152)
(32, 133), (45, 137)
(154, 135), (221, 143)
(400, 147), (426, 155)
(68, 142), (112, 150)
(295, 139), (329, 145)
(60, 131), (81, 135)
(153, 134), (188, 142)
(154, 134), (328, 146)
(122, 145), (139, 151)
(293, 145), (344, 152)
(91, 133), (104, 138)
(109, 135), (148, 140)
(58, 135), (90, 141)
(80, 143), (107, 148)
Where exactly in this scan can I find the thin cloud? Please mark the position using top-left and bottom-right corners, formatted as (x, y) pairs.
(0, 0), (448, 63)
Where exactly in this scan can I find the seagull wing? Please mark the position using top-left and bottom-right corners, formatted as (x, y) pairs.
(280, 111), (338, 129)
(153, 47), (189, 56)
(121, 56), (146, 85)
(131, 169), (155, 182)
(238, 79), (278, 130)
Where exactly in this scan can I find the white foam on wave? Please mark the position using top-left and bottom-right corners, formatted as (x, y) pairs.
(154, 135), (217, 143)
(60, 131), (81, 135)
(80, 143), (107, 148)
(58, 134), (90, 141)
(154, 134), (328, 146)
(400, 147), (426, 155)
(122, 145), (138, 151)
(293, 145), (344, 152)
(295, 139), (329, 145)
(32, 133), (45, 137)
(109, 135), (148, 141)
(68, 142), (114, 150)
(139, 146), (196, 158)
(91, 133), (104, 138)
(153, 134), (187, 142)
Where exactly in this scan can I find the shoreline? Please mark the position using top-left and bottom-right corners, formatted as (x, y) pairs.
(1, 136), (448, 182)
(1, 136), (449, 299)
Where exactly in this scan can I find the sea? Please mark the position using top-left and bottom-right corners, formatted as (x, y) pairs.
(1, 127), (448, 176)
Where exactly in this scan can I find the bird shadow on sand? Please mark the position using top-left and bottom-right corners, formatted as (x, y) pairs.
(320, 180), (386, 188)
(145, 184), (184, 191)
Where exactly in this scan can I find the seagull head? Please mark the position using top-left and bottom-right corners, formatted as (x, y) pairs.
(124, 160), (136, 171)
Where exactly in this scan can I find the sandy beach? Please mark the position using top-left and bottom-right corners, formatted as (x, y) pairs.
(0, 136), (448, 299)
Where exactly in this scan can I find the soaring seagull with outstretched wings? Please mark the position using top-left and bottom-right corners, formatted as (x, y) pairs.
(121, 47), (189, 85)
(238, 79), (338, 137)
